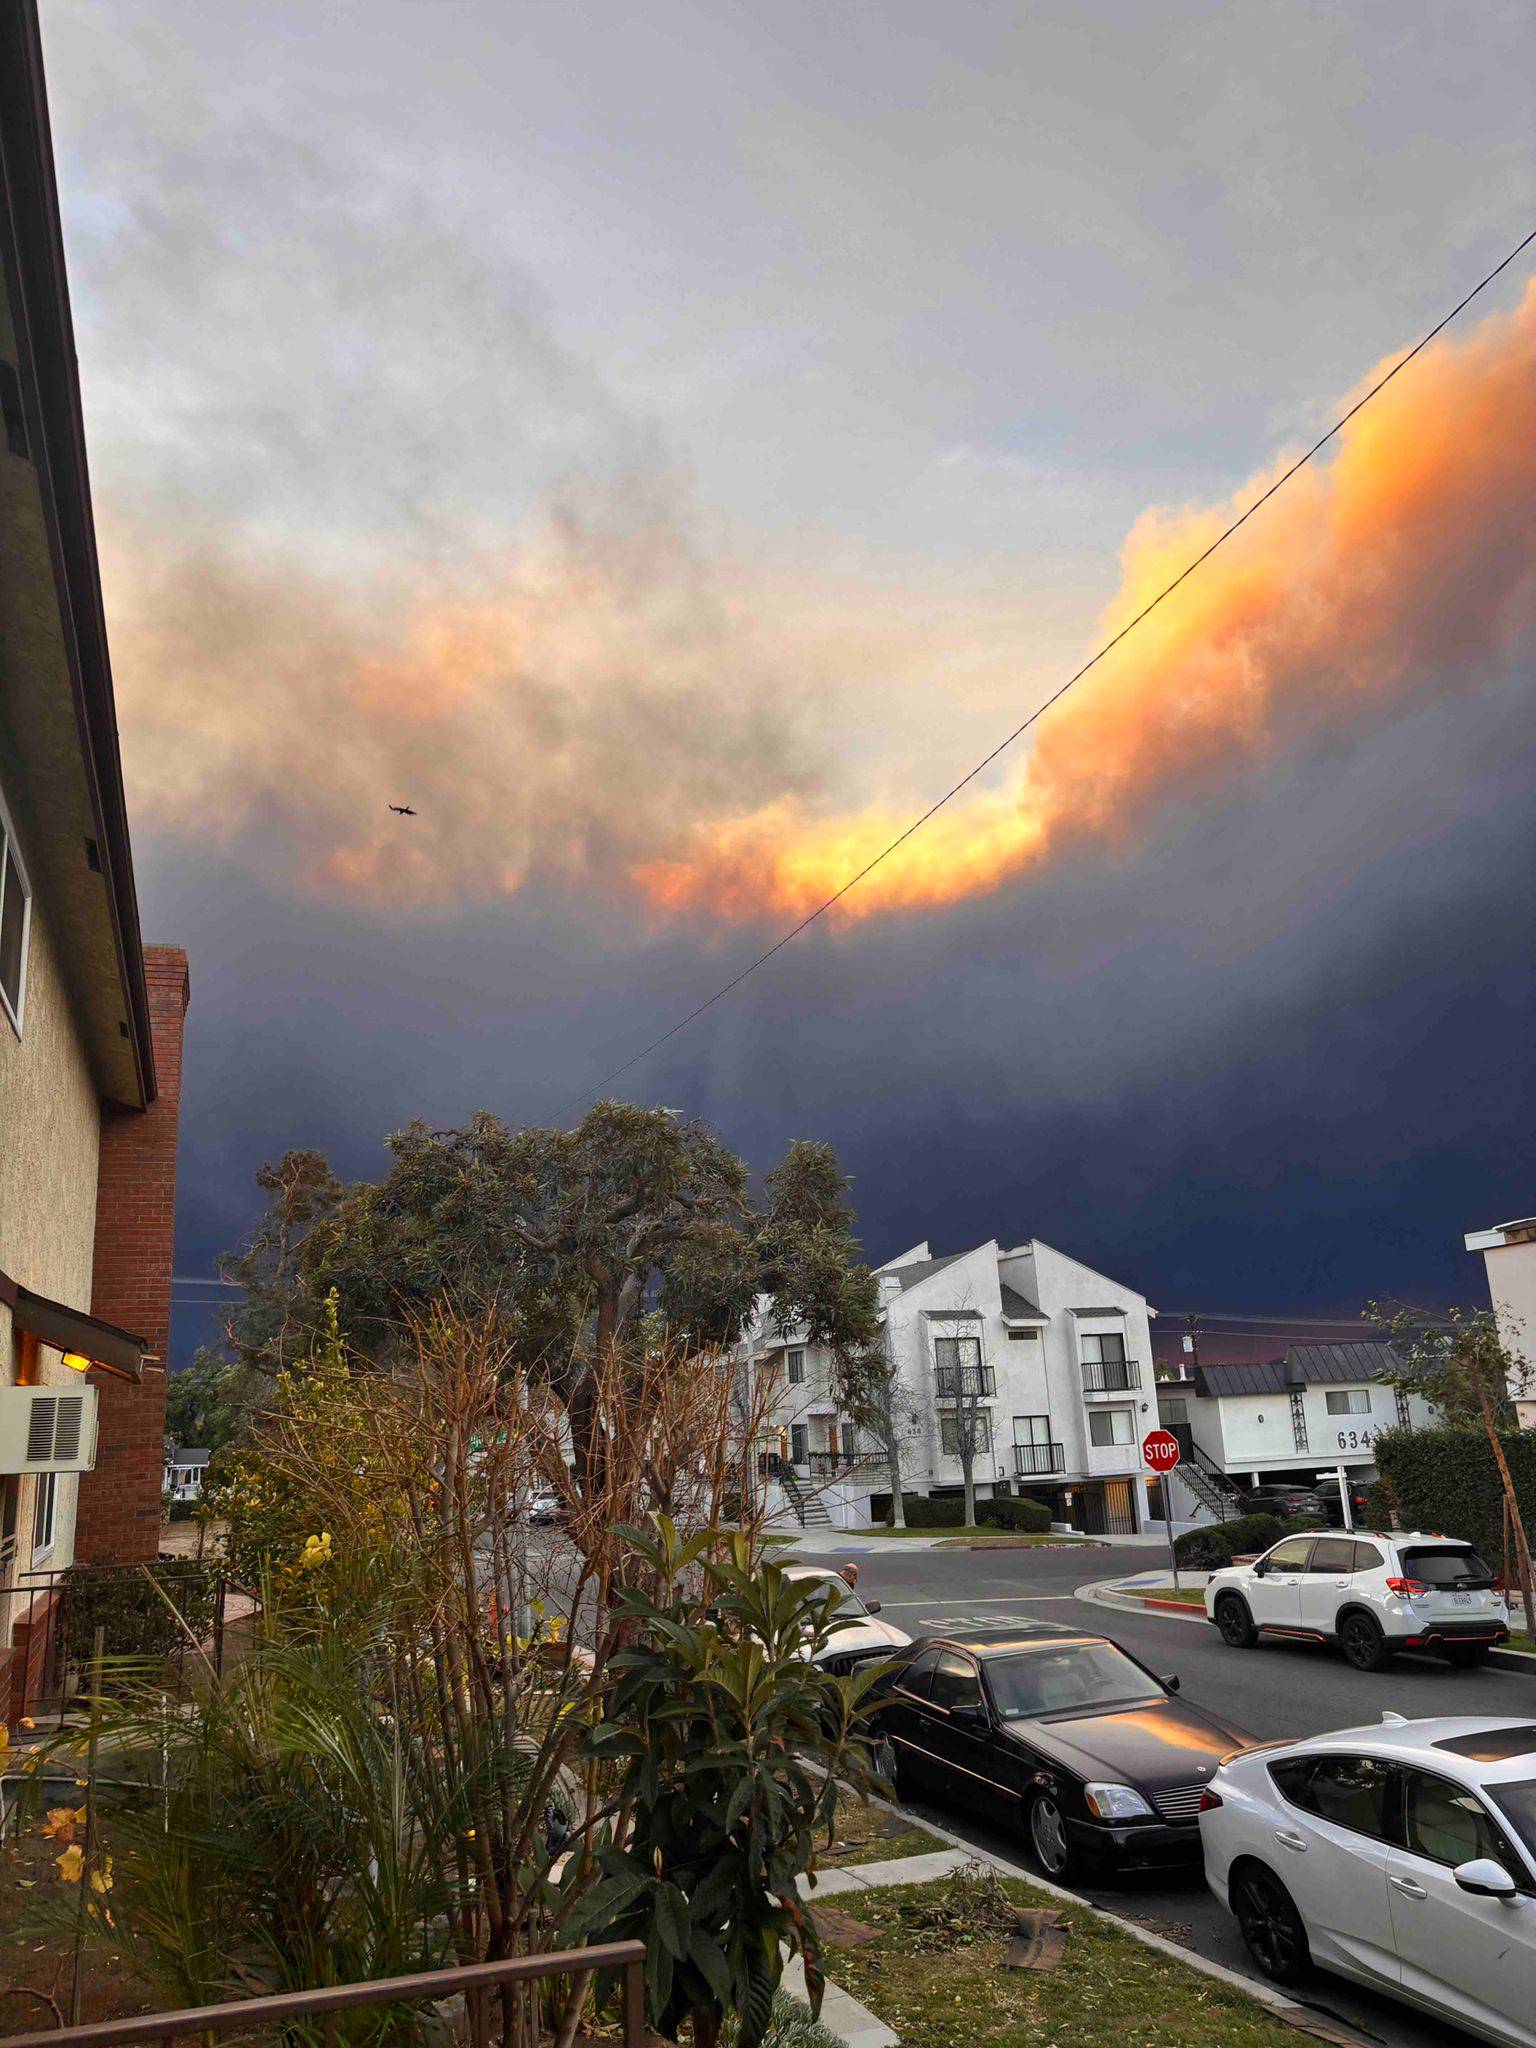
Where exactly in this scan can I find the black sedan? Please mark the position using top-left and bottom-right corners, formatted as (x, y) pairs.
(866, 1628), (1255, 1882)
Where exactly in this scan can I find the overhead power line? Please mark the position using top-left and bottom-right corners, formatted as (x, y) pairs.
(557, 222), (1536, 1121)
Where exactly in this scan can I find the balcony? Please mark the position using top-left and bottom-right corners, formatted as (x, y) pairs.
(936, 1364), (996, 1399)
(1080, 1358), (1141, 1395)
(805, 1448), (884, 1478)
(1013, 1441), (1066, 1477)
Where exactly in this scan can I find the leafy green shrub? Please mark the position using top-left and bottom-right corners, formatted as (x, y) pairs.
(1174, 1512), (1285, 1569)
(976, 1496), (1052, 1533)
(57, 1558), (219, 1668)
(888, 1494), (966, 1527)
(1375, 1425), (1536, 1564)
(1360, 1477), (1396, 1529)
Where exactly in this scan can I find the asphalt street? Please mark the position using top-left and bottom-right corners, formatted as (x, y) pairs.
(802, 1534), (1533, 2048)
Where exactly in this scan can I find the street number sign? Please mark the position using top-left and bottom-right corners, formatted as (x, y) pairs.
(1142, 1428), (1181, 1473)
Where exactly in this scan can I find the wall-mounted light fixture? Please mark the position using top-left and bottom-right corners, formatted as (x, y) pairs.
(61, 1351), (94, 1374)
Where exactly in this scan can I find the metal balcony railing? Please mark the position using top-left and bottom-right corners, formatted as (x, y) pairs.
(805, 1448), (882, 1477)
(1013, 1441), (1065, 1476)
(1080, 1358), (1141, 1393)
(935, 1365), (996, 1399)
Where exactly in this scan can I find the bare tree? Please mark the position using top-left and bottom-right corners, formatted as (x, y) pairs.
(935, 1324), (992, 1527)
(842, 1327), (920, 1528)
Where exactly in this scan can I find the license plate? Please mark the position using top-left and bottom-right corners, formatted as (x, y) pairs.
(1452, 1591), (1472, 1605)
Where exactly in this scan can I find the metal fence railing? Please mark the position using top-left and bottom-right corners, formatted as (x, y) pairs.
(1, 1559), (228, 1730)
(1013, 1442), (1065, 1477)
(1080, 1358), (1141, 1393)
(0, 1941), (648, 2048)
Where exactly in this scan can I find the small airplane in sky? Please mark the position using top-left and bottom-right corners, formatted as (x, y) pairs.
(388, 804), (417, 816)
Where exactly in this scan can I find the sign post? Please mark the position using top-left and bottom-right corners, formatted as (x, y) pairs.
(1321, 1464), (1353, 1531)
(1142, 1428), (1183, 1593)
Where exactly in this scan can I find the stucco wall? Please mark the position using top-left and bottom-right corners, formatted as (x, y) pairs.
(0, 885), (102, 1568)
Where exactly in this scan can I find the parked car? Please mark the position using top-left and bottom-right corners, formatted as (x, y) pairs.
(527, 1491), (561, 1525)
(1316, 1480), (1376, 1529)
(1206, 1530), (1510, 1671)
(782, 1564), (912, 1676)
(1234, 1482), (1330, 1521)
(865, 1627), (1253, 1880)
(1200, 1713), (1536, 2046)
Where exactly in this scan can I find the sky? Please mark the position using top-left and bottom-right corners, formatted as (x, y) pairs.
(39, 1), (1536, 1362)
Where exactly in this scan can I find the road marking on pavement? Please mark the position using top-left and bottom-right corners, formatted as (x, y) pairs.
(910, 1611), (1081, 1633)
(878, 1595), (1082, 1608)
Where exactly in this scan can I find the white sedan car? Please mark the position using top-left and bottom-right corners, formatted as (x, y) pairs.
(1201, 1713), (1536, 2047)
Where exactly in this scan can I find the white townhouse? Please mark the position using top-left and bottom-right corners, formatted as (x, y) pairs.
(739, 1236), (1160, 1534)
(1154, 1340), (1438, 1521)
(1464, 1214), (1536, 1429)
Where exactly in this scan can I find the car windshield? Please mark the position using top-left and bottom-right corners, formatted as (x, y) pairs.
(797, 1577), (869, 1620)
(984, 1643), (1160, 1719)
(1489, 1779), (1536, 1863)
(1402, 1545), (1495, 1589)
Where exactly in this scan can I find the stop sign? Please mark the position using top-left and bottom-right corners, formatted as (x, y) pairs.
(1142, 1428), (1181, 1473)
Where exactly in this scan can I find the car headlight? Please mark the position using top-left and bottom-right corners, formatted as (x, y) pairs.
(1083, 1782), (1156, 1821)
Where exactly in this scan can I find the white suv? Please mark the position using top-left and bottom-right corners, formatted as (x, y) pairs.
(1205, 1530), (1509, 1672)
(1200, 1713), (1536, 2046)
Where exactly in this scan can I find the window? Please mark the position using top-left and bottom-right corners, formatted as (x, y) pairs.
(940, 1411), (992, 1456)
(895, 1646), (942, 1699)
(1013, 1415), (1052, 1446)
(928, 1651), (983, 1713)
(1088, 1407), (1134, 1447)
(1489, 1778), (1536, 1865)
(1402, 1770), (1527, 1885)
(1265, 1537), (1316, 1571)
(0, 359), (28, 459)
(786, 1349), (806, 1385)
(1350, 1541), (1384, 1571)
(1081, 1333), (1127, 1363)
(0, 783), (31, 1034)
(1268, 1753), (1395, 1840)
(31, 1470), (57, 1559)
(1400, 1544), (1495, 1589)
(1162, 1398), (1189, 1424)
(1325, 1389), (1370, 1415)
(790, 1423), (808, 1464)
(1007, 1328), (1038, 1342)
(1306, 1537), (1356, 1574)
(934, 1336), (993, 1397)
(986, 1642), (1160, 1719)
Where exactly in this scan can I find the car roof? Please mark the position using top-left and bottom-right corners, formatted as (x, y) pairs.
(1255, 1716), (1536, 1785)
(921, 1629), (1110, 1659)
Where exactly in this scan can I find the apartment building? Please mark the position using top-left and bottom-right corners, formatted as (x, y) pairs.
(743, 1235), (1158, 1534)
(1464, 1214), (1536, 1428)
(1, 8), (189, 1719)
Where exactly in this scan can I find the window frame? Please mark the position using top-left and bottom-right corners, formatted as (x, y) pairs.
(785, 1348), (806, 1385)
(1325, 1388), (1370, 1416)
(1088, 1406), (1135, 1448)
(1399, 1767), (1533, 1891)
(928, 1650), (983, 1714)
(1267, 1751), (1398, 1844)
(1013, 1414), (1051, 1446)
(31, 1469), (58, 1562)
(0, 775), (33, 1037)
(1081, 1332), (1127, 1364)
(940, 1409), (993, 1456)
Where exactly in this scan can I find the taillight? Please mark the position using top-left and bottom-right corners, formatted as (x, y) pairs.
(1386, 1576), (1429, 1597)
(1198, 1789), (1224, 1812)
(1492, 1574), (1506, 1593)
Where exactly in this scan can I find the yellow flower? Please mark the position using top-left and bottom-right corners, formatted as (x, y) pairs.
(55, 1844), (84, 1885)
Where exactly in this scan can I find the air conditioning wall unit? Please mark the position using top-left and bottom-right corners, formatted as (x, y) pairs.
(0, 1384), (99, 1474)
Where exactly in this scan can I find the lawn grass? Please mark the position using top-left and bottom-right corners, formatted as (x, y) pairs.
(827, 1871), (1302, 2048)
(1132, 1586), (1206, 1605)
(815, 1791), (944, 1869)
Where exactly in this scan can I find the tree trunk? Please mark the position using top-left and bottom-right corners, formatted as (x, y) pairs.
(882, 1417), (905, 1527)
(1475, 1378), (1535, 1639)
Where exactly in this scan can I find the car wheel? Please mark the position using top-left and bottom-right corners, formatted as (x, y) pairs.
(1026, 1791), (1075, 1881)
(1215, 1594), (1258, 1649)
(871, 1733), (899, 1792)
(1340, 1612), (1391, 1672)
(1443, 1642), (1491, 1669)
(1232, 1864), (1311, 1985)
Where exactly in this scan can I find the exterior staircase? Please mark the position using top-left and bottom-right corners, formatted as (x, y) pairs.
(1175, 1444), (1245, 1522)
(777, 1465), (833, 1529)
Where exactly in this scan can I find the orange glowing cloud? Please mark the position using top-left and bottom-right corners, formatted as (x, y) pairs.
(635, 280), (1536, 924)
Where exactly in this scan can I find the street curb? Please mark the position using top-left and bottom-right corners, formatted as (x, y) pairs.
(840, 1788), (1379, 2047)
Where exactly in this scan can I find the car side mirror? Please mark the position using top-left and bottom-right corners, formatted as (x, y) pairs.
(951, 1703), (987, 1725)
(865, 1599), (882, 1615)
(1252, 1559), (1268, 1577)
(1454, 1858), (1521, 1903)
(1162, 1673), (1180, 1693)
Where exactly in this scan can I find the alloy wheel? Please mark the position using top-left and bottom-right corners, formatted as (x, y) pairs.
(1234, 1867), (1308, 1983)
(1029, 1793), (1070, 1877)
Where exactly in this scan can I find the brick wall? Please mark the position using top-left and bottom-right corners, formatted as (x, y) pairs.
(74, 946), (190, 1564)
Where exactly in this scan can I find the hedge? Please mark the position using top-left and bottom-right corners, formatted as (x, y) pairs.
(976, 1496), (1052, 1533)
(1374, 1425), (1536, 1566)
(889, 1494), (966, 1527)
(1174, 1512), (1286, 1569)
